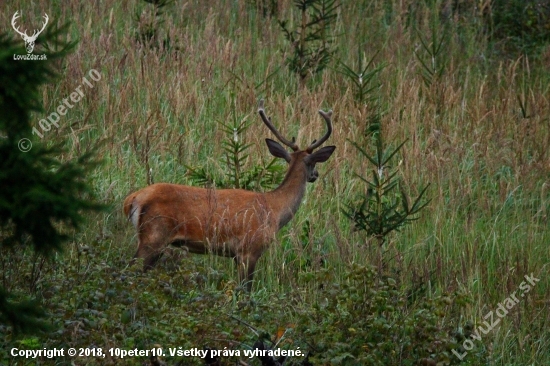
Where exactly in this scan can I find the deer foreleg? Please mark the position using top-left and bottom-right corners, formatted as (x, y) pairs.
(235, 255), (258, 291)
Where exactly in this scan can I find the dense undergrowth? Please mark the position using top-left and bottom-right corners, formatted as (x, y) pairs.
(1, 0), (549, 365)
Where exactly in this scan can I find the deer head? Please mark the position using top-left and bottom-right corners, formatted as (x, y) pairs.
(12, 11), (49, 54)
(258, 99), (335, 184)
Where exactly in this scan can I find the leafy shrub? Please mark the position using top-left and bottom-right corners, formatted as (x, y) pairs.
(0, 236), (491, 365)
(423, 0), (550, 57)
(296, 264), (487, 365)
(489, 0), (550, 56)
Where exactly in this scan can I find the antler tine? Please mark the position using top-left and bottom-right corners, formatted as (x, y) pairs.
(307, 110), (333, 152)
(11, 11), (28, 38)
(257, 99), (299, 151)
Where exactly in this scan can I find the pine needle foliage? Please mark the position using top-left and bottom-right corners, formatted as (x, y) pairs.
(343, 123), (430, 246)
(337, 49), (385, 106)
(0, 24), (103, 334)
(278, 0), (340, 85)
(186, 116), (285, 191)
(134, 0), (175, 50)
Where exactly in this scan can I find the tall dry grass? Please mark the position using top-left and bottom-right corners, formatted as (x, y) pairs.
(1, 0), (549, 363)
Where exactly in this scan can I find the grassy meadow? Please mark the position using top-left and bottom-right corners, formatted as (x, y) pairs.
(1, 0), (549, 365)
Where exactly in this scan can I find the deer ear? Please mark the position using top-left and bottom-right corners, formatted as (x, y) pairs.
(305, 146), (335, 164)
(265, 138), (291, 162)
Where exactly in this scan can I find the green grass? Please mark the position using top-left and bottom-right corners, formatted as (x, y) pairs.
(1, 0), (549, 365)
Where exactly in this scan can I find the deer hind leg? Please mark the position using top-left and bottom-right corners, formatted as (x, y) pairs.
(133, 216), (171, 271)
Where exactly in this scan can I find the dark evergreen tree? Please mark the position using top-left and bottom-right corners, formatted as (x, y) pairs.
(0, 24), (103, 333)
(278, 0), (339, 86)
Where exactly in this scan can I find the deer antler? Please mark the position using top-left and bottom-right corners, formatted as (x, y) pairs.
(11, 11), (28, 38)
(306, 109), (333, 153)
(258, 99), (299, 151)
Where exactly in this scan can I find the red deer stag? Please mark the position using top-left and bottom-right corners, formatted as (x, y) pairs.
(123, 100), (335, 290)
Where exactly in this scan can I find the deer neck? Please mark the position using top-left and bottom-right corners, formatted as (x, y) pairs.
(266, 160), (308, 229)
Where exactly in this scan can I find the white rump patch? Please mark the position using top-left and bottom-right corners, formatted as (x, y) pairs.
(129, 201), (140, 229)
